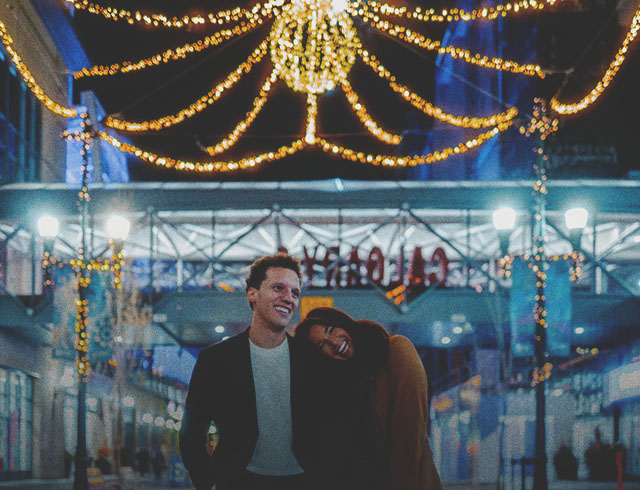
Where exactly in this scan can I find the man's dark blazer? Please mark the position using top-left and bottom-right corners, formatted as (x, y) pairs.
(179, 329), (319, 490)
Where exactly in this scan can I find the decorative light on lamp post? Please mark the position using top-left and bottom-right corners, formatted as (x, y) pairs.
(564, 207), (588, 251)
(492, 206), (516, 257)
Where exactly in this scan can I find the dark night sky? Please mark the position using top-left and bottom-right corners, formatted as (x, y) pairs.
(69, 0), (640, 182)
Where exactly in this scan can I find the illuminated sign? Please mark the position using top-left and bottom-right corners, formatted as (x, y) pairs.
(604, 362), (640, 406)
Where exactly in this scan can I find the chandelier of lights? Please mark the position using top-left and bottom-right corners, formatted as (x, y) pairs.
(3, 0), (640, 172)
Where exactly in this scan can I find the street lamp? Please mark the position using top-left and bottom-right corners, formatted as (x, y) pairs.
(564, 207), (588, 251)
(106, 215), (131, 243)
(492, 207), (516, 257)
(37, 215), (59, 240)
(38, 211), (131, 489)
(106, 215), (130, 484)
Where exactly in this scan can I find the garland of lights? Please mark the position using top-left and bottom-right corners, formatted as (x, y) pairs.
(352, 0), (566, 23)
(0, 21), (79, 118)
(305, 93), (318, 144)
(105, 39), (269, 132)
(550, 2), (640, 114)
(355, 10), (546, 78)
(75, 123), (92, 378)
(3, 0), (635, 172)
(315, 121), (512, 165)
(205, 70), (278, 155)
(357, 48), (519, 128)
(64, 0), (280, 28)
(74, 23), (267, 79)
(341, 79), (402, 144)
(63, 118), (511, 172)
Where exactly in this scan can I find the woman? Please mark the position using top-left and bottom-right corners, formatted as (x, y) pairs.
(295, 307), (442, 490)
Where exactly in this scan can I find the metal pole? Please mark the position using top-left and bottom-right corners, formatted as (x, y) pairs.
(148, 208), (155, 306)
(73, 121), (92, 490)
(532, 124), (548, 490)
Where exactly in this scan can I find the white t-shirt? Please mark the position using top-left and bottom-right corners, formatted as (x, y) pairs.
(246, 338), (304, 475)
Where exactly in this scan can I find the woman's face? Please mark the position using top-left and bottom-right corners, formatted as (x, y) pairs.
(308, 323), (354, 361)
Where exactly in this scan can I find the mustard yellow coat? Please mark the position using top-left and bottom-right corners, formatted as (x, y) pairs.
(374, 335), (443, 490)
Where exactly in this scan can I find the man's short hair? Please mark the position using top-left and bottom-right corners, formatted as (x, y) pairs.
(245, 252), (302, 294)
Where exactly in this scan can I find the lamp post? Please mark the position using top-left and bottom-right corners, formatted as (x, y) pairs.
(105, 214), (130, 484)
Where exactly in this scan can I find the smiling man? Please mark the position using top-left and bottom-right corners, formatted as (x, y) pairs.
(180, 253), (314, 490)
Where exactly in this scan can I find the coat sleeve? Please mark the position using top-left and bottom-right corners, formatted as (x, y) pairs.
(386, 336), (443, 490)
(179, 351), (216, 490)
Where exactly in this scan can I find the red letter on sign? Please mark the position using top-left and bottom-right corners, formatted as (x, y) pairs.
(366, 247), (385, 286)
(427, 247), (449, 287)
(408, 247), (426, 287)
(303, 246), (318, 282)
(323, 247), (341, 288)
(346, 247), (364, 287)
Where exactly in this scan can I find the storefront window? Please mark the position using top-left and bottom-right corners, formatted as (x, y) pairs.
(0, 367), (33, 479)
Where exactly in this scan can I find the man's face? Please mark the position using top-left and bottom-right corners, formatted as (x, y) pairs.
(248, 267), (301, 332)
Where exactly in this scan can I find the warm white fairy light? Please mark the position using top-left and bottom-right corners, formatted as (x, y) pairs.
(205, 71), (278, 155)
(341, 79), (402, 144)
(315, 120), (513, 166)
(551, 3), (640, 114)
(0, 21), (79, 118)
(357, 11), (545, 78)
(351, 0), (565, 23)
(305, 93), (318, 144)
(88, 131), (309, 172)
(74, 24), (266, 79)
(105, 40), (269, 132)
(64, 0), (282, 29)
(358, 48), (519, 128)
(270, 0), (359, 94)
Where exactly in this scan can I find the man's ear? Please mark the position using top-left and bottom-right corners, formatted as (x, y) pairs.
(247, 287), (257, 307)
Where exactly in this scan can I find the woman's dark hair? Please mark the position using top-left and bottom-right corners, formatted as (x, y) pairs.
(294, 307), (390, 375)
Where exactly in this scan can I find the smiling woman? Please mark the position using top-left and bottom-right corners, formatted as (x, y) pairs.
(294, 307), (443, 490)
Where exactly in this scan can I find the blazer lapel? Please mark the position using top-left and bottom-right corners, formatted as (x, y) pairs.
(235, 329), (258, 439)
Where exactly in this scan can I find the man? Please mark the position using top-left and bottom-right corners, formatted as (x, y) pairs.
(180, 253), (312, 490)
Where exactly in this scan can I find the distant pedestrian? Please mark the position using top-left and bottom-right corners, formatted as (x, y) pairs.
(152, 448), (166, 480)
(136, 447), (150, 476)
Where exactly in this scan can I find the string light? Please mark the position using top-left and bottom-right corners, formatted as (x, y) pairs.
(498, 252), (583, 280)
(205, 70), (278, 155)
(358, 48), (519, 128)
(341, 79), (402, 144)
(270, 0), (359, 94)
(64, 0), (281, 29)
(521, 97), (558, 140)
(351, 0), (564, 23)
(358, 12), (545, 78)
(305, 92), (318, 144)
(0, 21), (79, 118)
(109, 240), (126, 290)
(315, 120), (512, 166)
(93, 130), (309, 172)
(550, 3), (640, 114)
(70, 118), (510, 172)
(74, 24), (265, 79)
(105, 39), (269, 132)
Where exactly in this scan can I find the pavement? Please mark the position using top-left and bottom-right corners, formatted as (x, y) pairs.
(1, 477), (639, 489)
